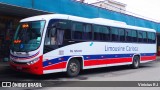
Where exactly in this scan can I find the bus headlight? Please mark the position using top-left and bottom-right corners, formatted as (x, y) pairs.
(27, 57), (39, 65)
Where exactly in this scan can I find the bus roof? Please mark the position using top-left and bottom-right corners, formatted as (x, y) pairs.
(21, 14), (156, 32)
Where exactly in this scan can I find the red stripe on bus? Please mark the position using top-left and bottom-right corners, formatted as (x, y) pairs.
(84, 58), (132, 66)
(43, 62), (67, 70)
(141, 56), (156, 61)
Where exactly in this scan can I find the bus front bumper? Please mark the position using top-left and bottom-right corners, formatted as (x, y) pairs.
(9, 58), (43, 75)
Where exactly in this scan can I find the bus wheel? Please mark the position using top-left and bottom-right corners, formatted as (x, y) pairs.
(66, 59), (80, 77)
(131, 56), (140, 69)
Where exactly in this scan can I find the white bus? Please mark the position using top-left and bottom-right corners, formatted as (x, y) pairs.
(10, 14), (156, 77)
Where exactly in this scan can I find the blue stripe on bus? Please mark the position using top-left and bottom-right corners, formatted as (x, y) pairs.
(43, 56), (70, 67)
(141, 53), (156, 56)
(43, 53), (156, 67)
(83, 54), (133, 60)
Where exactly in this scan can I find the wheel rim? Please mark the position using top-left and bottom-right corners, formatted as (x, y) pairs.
(134, 57), (139, 67)
(69, 62), (78, 73)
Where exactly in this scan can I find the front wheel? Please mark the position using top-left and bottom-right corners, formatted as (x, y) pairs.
(131, 56), (140, 69)
(66, 59), (80, 77)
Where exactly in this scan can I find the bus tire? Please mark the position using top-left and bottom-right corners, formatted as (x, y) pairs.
(131, 56), (140, 69)
(66, 59), (80, 77)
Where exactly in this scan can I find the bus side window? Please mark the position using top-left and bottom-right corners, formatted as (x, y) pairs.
(44, 19), (58, 45)
(44, 26), (57, 46)
(111, 27), (119, 41)
(132, 30), (137, 42)
(148, 32), (156, 43)
(126, 29), (132, 42)
(57, 20), (71, 40)
(56, 20), (72, 45)
(56, 29), (64, 45)
(142, 31), (147, 43)
(45, 19), (70, 46)
(72, 22), (84, 40)
(50, 28), (56, 45)
(102, 26), (110, 41)
(152, 33), (156, 43)
(84, 24), (92, 40)
(119, 28), (125, 42)
(44, 19), (64, 54)
(45, 27), (57, 45)
(138, 31), (143, 43)
(93, 25), (101, 41)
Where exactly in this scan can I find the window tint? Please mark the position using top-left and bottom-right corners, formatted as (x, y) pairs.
(142, 32), (147, 43)
(84, 24), (92, 40)
(126, 29), (132, 42)
(132, 30), (137, 42)
(93, 25), (101, 40)
(72, 22), (84, 40)
(111, 27), (119, 41)
(138, 31), (143, 42)
(70, 21), (156, 44)
(56, 20), (71, 30)
(45, 20), (65, 46)
(72, 22), (92, 40)
(119, 29), (125, 41)
(148, 32), (156, 43)
(152, 33), (156, 43)
(56, 20), (71, 39)
(44, 19), (66, 54)
(93, 25), (110, 41)
(102, 26), (110, 41)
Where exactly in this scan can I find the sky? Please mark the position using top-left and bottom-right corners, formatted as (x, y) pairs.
(84, 0), (160, 22)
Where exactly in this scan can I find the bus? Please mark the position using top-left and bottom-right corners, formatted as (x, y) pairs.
(10, 14), (156, 77)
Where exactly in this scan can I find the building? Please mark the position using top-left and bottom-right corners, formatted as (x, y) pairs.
(0, 0), (160, 60)
(0, 1), (50, 60)
(91, 0), (126, 13)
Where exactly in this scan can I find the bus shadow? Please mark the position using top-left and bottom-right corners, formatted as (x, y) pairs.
(77, 63), (156, 81)
(80, 63), (156, 77)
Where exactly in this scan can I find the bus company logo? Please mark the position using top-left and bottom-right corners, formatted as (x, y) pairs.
(2, 82), (11, 87)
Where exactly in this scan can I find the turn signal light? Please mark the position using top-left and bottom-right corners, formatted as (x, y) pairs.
(22, 24), (29, 28)
(14, 40), (21, 44)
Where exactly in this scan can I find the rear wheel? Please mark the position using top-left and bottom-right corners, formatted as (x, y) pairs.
(131, 56), (140, 69)
(66, 59), (80, 77)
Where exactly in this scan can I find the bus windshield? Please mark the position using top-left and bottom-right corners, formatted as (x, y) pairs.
(11, 21), (45, 52)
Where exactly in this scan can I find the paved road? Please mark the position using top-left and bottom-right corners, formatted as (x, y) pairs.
(0, 59), (160, 90)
